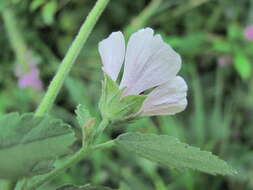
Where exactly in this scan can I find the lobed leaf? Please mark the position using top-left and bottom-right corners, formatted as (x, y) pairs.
(0, 112), (76, 179)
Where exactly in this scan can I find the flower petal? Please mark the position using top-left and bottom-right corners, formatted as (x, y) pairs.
(244, 25), (253, 40)
(99, 32), (125, 81)
(120, 28), (181, 95)
(140, 76), (187, 116)
(18, 68), (43, 90)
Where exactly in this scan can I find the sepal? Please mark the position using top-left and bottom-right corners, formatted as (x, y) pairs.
(99, 74), (146, 123)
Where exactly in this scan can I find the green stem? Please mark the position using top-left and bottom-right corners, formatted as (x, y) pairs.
(124, 0), (162, 37)
(92, 139), (115, 150)
(2, 7), (28, 71)
(172, 0), (209, 18)
(35, 0), (110, 116)
(27, 139), (115, 190)
(27, 148), (87, 190)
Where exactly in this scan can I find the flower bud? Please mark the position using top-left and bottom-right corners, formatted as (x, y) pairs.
(99, 74), (146, 123)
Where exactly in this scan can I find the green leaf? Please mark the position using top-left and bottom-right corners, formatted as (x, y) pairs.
(56, 184), (115, 190)
(42, 1), (57, 25)
(167, 33), (207, 55)
(0, 112), (76, 179)
(228, 24), (242, 40)
(99, 74), (146, 122)
(65, 77), (90, 108)
(75, 104), (95, 146)
(30, 0), (45, 11)
(234, 51), (252, 80)
(212, 40), (232, 53)
(0, 0), (8, 12)
(75, 104), (91, 128)
(116, 132), (237, 175)
(99, 74), (123, 111)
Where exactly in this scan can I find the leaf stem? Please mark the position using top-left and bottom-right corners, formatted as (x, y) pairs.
(35, 0), (110, 116)
(92, 139), (116, 150)
(27, 139), (115, 190)
(27, 148), (87, 190)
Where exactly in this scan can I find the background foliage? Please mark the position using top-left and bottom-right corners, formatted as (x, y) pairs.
(1, 0), (253, 189)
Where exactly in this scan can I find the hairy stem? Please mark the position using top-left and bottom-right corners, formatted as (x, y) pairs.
(35, 0), (110, 116)
(27, 139), (115, 190)
(2, 7), (28, 71)
(92, 140), (116, 150)
(27, 148), (87, 190)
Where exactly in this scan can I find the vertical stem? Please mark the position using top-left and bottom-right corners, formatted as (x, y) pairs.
(172, 0), (209, 18)
(2, 7), (28, 70)
(214, 67), (223, 113)
(191, 66), (205, 146)
(35, 0), (110, 116)
(124, 0), (162, 37)
(0, 180), (16, 190)
(1, 8), (29, 190)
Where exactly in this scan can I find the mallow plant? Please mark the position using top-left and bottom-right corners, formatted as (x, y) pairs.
(0, 0), (236, 189)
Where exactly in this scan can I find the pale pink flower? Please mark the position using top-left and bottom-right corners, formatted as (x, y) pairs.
(217, 56), (232, 67)
(15, 52), (43, 91)
(18, 67), (43, 90)
(99, 28), (187, 116)
(244, 25), (253, 40)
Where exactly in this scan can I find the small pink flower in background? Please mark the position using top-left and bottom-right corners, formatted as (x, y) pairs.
(15, 52), (43, 91)
(99, 28), (187, 116)
(217, 56), (232, 67)
(18, 68), (43, 90)
(244, 25), (253, 40)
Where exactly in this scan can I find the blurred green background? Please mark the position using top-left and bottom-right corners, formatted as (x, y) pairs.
(1, 0), (253, 189)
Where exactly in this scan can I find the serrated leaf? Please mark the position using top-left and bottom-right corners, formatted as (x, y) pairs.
(75, 104), (91, 128)
(116, 132), (236, 175)
(0, 112), (76, 179)
(56, 184), (115, 190)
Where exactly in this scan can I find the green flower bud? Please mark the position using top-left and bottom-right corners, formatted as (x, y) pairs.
(99, 74), (146, 123)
